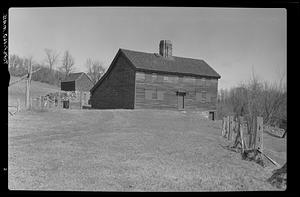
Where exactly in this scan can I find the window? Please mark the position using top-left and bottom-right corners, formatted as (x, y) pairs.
(206, 93), (211, 102)
(196, 92), (206, 103)
(152, 73), (157, 81)
(164, 75), (178, 83)
(183, 76), (195, 84)
(206, 79), (210, 87)
(136, 72), (145, 81)
(145, 89), (153, 100)
(196, 78), (205, 86)
(157, 75), (163, 83)
(145, 73), (152, 82)
(157, 90), (164, 100)
(145, 89), (164, 100)
(152, 89), (158, 99)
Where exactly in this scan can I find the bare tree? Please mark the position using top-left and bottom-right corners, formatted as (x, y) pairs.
(44, 48), (59, 72)
(60, 50), (75, 78)
(85, 58), (105, 84)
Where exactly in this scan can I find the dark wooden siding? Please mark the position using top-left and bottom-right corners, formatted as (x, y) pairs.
(90, 53), (135, 109)
(75, 74), (93, 92)
(61, 81), (75, 91)
(135, 71), (218, 111)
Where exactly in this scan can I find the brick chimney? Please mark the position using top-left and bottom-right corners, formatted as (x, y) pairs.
(159, 40), (172, 58)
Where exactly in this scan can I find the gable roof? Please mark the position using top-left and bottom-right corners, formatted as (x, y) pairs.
(120, 49), (221, 78)
(91, 48), (221, 93)
(62, 72), (83, 82)
(62, 72), (93, 83)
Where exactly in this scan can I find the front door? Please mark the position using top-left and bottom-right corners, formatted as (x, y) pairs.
(177, 91), (186, 110)
(177, 95), (185, 110)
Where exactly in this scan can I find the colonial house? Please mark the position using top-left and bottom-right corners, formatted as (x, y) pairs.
(90, 40), (221, 119)
(61, 72), (93, 107)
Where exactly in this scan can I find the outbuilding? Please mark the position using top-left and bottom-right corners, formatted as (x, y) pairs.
(61, 72), (93, 107)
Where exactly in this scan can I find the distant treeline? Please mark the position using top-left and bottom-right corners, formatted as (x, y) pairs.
(8, 51), (106, 87)
(9, 54), (65, 86)
(217, 75), (286, 127)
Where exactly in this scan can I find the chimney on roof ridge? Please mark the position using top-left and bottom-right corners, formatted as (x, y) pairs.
(159, 40), (172, 58)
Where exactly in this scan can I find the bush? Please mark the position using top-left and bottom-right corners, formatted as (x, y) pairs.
(217, 76), (286, 127)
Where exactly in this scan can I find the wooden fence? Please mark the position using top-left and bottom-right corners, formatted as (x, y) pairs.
(222, 116), (263, 152)
(222, 115), (281, 167)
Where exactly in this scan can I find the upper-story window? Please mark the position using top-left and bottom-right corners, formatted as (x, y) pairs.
(196, 78), (206, 86)
(152, 73), (157, 81)
(136, 72), (145, 81)
(183, 76), (196, 84)
(164, 75), (178, 83)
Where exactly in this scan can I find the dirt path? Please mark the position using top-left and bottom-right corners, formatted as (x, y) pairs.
(8, 109), (284, 191)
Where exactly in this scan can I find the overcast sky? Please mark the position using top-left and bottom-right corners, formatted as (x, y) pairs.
(9, 7), (286, 89)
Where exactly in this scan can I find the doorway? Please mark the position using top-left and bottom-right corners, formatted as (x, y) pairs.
(176, 91), (186, 110)
(209, 111), (215, 121)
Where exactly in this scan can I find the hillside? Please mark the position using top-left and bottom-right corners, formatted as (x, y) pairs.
(8, 76), (60, 110)
(8, 109), (286, 191)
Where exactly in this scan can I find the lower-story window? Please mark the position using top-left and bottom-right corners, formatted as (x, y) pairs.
(145, 88), (164, 100)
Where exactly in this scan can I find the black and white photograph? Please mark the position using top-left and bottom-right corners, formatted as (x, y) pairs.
(7, 6), (287, 191)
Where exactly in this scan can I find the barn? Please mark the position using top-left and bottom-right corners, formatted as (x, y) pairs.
(61, 72), (94, 107)
(90, 40), (221, 119)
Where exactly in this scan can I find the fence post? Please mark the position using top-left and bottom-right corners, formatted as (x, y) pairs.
(228, 116), (233, 141)
(17, 99), (20, 112)
(40, 96), (44, 110)
(256, 116), (263, 152)
(239, 116), (244, 152)
(222, 117), (226, 137)
(226, 116), (229, 139)
(231, 116), (237, 141)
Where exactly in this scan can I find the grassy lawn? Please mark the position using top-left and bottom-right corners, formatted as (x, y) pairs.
(8, 109), (286, 191)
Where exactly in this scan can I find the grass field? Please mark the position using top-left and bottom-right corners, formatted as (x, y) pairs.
(8, 108), (286, 191)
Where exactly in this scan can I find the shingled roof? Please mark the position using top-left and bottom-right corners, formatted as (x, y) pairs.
(91, 48), (221, 93)
(62, 72), (84, 82)
(120, 49), (221, 78)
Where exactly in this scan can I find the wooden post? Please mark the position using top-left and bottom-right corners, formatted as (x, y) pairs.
(228, 116), (234, 141)
(80, 91), (82, 109)
(41, 96), (44, 110)
(256, 116), (263, 152)
(17, 99), (20, 112)
(240, 118), (248, 150)
(222, 117), (226, 137)
(231, 117), (237, 141)
(239, 116), (244, 153)
(25, 60), (33, 110)
(226, 116), (229, 139)
(30, 98), (33, 110)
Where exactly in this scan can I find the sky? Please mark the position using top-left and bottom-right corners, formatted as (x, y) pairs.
(9, 7), (286, 89)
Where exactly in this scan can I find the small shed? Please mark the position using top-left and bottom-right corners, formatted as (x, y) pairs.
(61, 72), (93, 107)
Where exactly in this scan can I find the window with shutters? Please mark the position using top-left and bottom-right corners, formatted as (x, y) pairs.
(145, 89), (164, 100)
